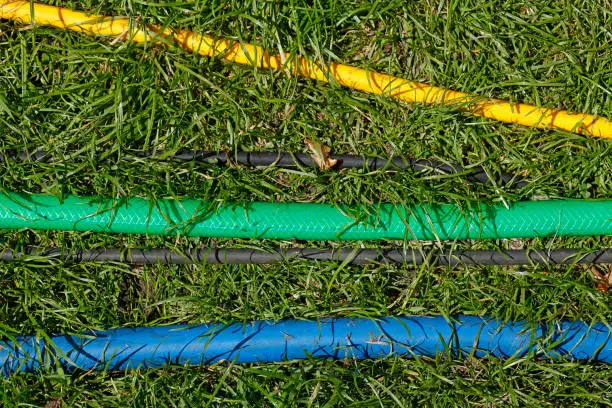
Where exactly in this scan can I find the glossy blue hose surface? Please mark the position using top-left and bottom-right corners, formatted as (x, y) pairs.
(0, 316), (610, 375)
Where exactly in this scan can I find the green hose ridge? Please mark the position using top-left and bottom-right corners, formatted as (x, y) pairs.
(1, 192), (611, 241)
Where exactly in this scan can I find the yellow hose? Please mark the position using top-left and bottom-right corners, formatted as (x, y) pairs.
(1, 0), (611, 139)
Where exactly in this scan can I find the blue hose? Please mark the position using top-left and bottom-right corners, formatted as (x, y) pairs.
(0, 316), (610, 375)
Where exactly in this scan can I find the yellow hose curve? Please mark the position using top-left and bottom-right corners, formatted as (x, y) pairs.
(1, 1), (611, 139)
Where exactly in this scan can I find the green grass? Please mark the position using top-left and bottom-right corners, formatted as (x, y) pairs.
(1, 0), (611, 406)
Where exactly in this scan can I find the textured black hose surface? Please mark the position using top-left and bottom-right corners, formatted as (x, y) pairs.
(2, 247), (611, 266)
(0, 149), (525, 187)
(173, 151), (500, 181)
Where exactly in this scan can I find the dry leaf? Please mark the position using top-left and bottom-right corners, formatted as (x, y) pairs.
(45, 398), (62, 408)
(305, 138), (338, 170)
(591, 266), (612, 293)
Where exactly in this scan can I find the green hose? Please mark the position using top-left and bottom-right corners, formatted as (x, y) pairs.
(1, 192), (611, 241)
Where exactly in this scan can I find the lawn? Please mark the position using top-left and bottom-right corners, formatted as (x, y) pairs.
(0, 0), (611, 406)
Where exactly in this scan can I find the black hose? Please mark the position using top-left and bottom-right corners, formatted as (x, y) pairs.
(0, 149), (526, 187)
(163, 151), (524, 187)
(1, 247), (610, 266)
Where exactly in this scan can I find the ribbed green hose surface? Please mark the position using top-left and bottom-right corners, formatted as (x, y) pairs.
(1, 192), (611, 240)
